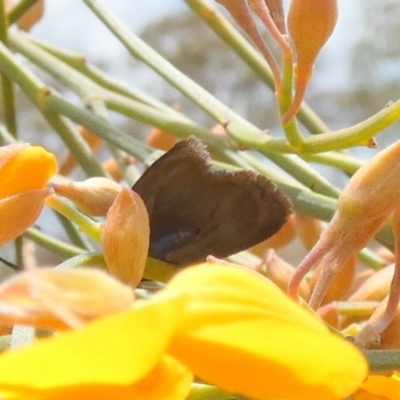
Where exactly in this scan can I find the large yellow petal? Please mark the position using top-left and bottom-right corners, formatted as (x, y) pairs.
(0, 146), (57, 198)
(0, 292), (189, 399)
(166, 264), (368, 400)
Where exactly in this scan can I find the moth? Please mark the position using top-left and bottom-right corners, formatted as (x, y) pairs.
(132, 136), (291, 266)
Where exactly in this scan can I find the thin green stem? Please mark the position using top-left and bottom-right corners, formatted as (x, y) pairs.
(83, 0), (251, 126)
(46, 195), (102, 243)
(55, 253), (106, 270)
(0, 0), (17, 137)
(301, 152), (363, 175)
(30, 36), (177, 115)
(364, 349), (400, 372)
(8, 0), (38, 24)
(300, 100), (400, 152)
(227, 123), (341, 198)
(55, 213), (94, 251)
(24, 228), (86, 259)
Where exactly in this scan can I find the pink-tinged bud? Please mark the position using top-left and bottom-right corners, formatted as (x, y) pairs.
(294, 212), (323, 251)
(284, 0), (338, 122)
(0, 188), (53, 247)
(340, 141), (400, 221)
(0, 267), (134, 330)
(102, 188), (150, 287)
(311, 255), (357, 305)
(289, 141), (400, 309)
(264, 0), (286, 33)
(260, 249), (310, 300)
(51, 178), (122, 216)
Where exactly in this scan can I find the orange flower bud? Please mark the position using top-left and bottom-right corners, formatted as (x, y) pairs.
(350, 268), (375, 294)
(0, 267), (134, 330)
(147, 128), (176, 151)
(294, 212), (323, 251)
(102, 188), (150, 287)
(17, 0), (44, 32)
(102, 158), (123, 182)
(284, 0), (338, 122)
(289, 141), (400, 309)
(52, 178), (122, 216)
(349, 265), (394, 303)
(251, 213), (296, 256)
(59, 126), (102, 176)
(260, 249), (310, 300)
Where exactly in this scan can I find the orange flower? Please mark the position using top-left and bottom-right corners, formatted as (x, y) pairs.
(0, 144), (56, 246)
(352, 372), (400, 399)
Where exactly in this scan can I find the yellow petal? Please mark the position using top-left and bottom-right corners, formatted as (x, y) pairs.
(0, 188), (52, 246)
(166, 263), (368, 400)
(353, 372), (400, 400)
(0, 145), (57, 198)
(0, 292), (189, 399)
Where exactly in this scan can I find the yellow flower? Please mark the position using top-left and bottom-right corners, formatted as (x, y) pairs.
(0, 144), (57, 246)
(166, 264), (368, 400)
(0, 264), (367, 399)
(0, 292), (192, 400)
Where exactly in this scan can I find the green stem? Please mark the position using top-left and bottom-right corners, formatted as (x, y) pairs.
(301, 100), (400, 152)
(364, 349), (400, 372)
(55, 253), (106, 270)
(55, 212), (94, 251)
(279, 46), (305, 148)
(301, 151), (363, 175)
(24, 228), (86, 259)
(46, 195), (101, 243)
(83, 0), (250, 125)
(0, 0), (17, 137)
(30, 36), (177, 115)
(8, 0), (38, 24)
